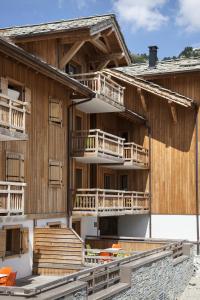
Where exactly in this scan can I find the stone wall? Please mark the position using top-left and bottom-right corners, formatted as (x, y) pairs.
(107, 250), (193, 300)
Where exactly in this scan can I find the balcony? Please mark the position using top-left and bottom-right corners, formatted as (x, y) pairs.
(71, 72), (125, 113)
(0, 93), (28, 141)
(110, 142), (149, 169)
(72, 129), (124, 164)
(73, 188), (150, 217)
(0, 181), (26, 216)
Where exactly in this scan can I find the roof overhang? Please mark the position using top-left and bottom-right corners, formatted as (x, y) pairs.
(105, 69), (195, 108)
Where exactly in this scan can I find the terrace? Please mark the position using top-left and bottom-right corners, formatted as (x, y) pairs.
(73, 188), (150, 216)
(0, 236), (192, 299)
(0, 181), (26, 216)
(0, 93), (27, 141)
(71, 72), (125, 113)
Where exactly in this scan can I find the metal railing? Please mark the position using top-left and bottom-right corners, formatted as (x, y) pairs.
(72, 129), (124, 159)
(73, 189), (150, 215)
(71, 72), (125, 106)
(124, 142), (149, 167)
(0, 181), (26, 216)
(0, 93), (26, 133)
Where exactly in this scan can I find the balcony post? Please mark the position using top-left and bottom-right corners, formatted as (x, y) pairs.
(96, 190), (99, 214)
(7, 183), (11, 216)
(95, 130), (99, 155)
(21, 185), (25, 215)
(8, 98), (12, 130)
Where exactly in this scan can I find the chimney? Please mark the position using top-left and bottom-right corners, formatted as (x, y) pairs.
(148, 45), (158, 68)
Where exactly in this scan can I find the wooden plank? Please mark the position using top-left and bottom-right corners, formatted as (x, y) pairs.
(90, 38), (108, 54)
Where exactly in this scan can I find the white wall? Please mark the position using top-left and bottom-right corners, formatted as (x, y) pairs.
(118, 215), (150, 238)
(151, 215), (197, 242)
(81, 216), (98, 240)
(36, 217), (67, 227)
(0, 219), (33, 279)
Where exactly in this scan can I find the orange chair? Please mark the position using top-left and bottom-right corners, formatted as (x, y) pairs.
(5, 272), (17, 286)
(112, 243), (122, 249)
(0, 267), (13, 285)
(99, 251), (112, 263)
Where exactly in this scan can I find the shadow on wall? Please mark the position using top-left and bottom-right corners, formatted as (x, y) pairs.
(118, 215), (149, 238)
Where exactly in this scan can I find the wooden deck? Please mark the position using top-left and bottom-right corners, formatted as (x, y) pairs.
(73, 189), (150, 216)
(71, 72), (125, 113)
(0, 181), (26, 216)
(0, 93), (27, 141)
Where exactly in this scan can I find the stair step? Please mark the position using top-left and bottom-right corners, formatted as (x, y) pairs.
(88, 282), (130, 300)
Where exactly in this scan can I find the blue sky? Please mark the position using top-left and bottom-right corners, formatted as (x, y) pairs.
(1, 0), (200, 59)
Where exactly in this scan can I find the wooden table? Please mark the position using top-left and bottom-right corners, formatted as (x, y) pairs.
(0, 274), (8, 278)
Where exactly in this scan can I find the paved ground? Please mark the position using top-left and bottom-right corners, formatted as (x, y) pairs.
(179, 274), (200, 299)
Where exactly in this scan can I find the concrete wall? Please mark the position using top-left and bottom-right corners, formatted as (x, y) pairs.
(151, 215), (197, 241)
(118, 215), (150, 237)
(80, 216), (98, 239)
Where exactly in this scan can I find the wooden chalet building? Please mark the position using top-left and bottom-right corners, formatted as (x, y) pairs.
(0, 14), (199, 278)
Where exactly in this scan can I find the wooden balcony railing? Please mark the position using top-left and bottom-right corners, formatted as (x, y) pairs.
(0, 181), (26, 216)
(71, 72), (124, 106)
(0, 93), (26, 133)
(72, 129), (124, 159)
(73, 188), (150, 216)
(124, 142), (149, 167)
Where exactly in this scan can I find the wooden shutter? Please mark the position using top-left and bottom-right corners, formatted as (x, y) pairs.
(49, 160), (63, 185)
(24, 87), (31, 114)
(6, 152), (24, 182)
(0, 77), (8, 95)
(0, 229), (6, 258)
(20, 227), (29, 254)
(49, 98), (62, 124)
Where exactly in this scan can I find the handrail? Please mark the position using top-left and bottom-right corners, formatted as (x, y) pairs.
(74, 188), (150, 214)
(0, 181), (26, 216)
(72, 129), (124, 158)
(0, 93), (26, 133)
(124, 142), (149, 166)
(0, 241), (185, 296)
(71, 72), (125, 106)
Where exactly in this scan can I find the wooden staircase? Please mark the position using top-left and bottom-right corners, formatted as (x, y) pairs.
(33, 227), (84, 275)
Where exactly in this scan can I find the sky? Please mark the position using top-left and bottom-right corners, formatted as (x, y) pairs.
(1, 0), (200, 59)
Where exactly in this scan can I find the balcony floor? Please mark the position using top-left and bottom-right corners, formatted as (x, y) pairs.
(73, 209), (150, 217)
(73, 95), (125, 113)
(74, 153), (124, 164)
(0, 127), (28, 141)
(106, 161), (149, 170)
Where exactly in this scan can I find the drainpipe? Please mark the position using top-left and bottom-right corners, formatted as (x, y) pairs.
(146, 124), (152, 238)
(67, 97), (94, 228)
(195, 104), (199, 254)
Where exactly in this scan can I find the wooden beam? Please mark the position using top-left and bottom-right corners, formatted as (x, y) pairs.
(59, 41), (85, 69)
(60, 33), (100, 44)
(168, 101), (178, 123)
(137, 87), (148, 112)
(102, 35), (111, 52)
(89, 52), (124, 63)
(97, 60), (110, 71)
(105, 27), (114, 36)
(90, 38), (108, 54)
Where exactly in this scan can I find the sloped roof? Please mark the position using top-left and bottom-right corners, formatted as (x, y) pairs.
(0, 15), (114, 38)
(0, 37), (94, 97)
(105, 69), (195, 107)
(117, 57), (200, 76)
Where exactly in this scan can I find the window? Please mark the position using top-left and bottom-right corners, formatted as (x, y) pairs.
(49, 98), (62, 125)
(6, 152), (24, 182)
(75, 168), (83, 189)
(75, 116), (82, 131)
(65, 62), (81, 75)
(99, 217), (118, 236)
(49, 160), (63, 186)
(119, 175), (128, 190)
(0, 226), (29, 258)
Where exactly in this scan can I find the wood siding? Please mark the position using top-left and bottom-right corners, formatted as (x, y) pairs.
(33, 227), (83, 275)
(0, 53), (70, 217)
